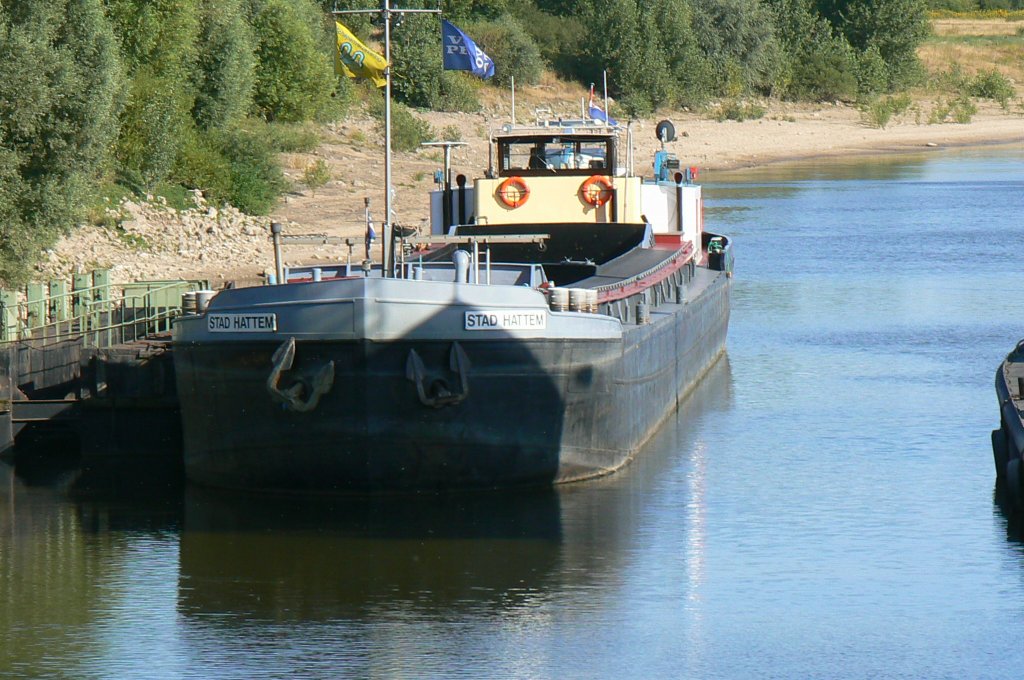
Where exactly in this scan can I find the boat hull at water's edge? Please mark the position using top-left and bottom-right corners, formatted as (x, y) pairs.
(173, 270), (730, 492)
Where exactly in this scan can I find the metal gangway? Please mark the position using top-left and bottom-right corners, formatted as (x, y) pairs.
(0, 269), (208, 455)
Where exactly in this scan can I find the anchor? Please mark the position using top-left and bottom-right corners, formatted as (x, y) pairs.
(405, 342), (471, 408)
(266, 336), (335, 412)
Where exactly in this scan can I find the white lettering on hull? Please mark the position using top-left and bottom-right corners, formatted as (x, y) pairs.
(464, 310), (547, 331)
(207, 313), (278, 333)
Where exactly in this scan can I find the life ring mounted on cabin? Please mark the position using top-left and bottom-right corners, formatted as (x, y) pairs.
(497, 176), (530, 208)
(580, 175), (614, 207)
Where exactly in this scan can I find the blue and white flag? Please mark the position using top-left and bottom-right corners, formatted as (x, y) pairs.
(588, 85), (617, 125)
(442, 19), (495, 79)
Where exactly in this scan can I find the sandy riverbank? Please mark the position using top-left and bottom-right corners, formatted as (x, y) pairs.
(34, 100), (1023, 286)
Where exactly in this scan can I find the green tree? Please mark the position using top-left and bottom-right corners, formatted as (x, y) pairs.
(0, 0), (123, 285)
(768, 0), (858, 100)
(690, 0), (784, 95)
(391, 11), (444, 108)
(442, 0), (510, 22)
(106, 0), (201, 189)
(817, 0), (930, 88)
(250, 0), (336, 122)
(468, 15), (544, 87)
(193, 0), (257, 130)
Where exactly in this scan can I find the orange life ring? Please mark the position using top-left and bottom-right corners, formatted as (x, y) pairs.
(497, 176), (530, 208)
(580, 175), (614, 207)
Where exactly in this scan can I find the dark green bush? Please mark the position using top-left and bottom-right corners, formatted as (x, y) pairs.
(391, 13), (444, 109)
(174, 127), (286, 214)
(467, 16), (544, 87)
(714, 100), (768, 121)
(855, 45), (889, 97)
(820, 0), (930, 89)
(116, 67), (194, 190)
(259, 121), (322, 153)
(437, 72), (482, 112)
(691, 0), (784, 94)
(508, 4), (586, 79)
(192, 0), (256, 129)
(371, 100), (435, 152)
(0, 0), (123, 285)
(969, 69), (1015, 109)
(250, 0), (335, 122)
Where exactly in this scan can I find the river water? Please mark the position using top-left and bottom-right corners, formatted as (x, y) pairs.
(2, 146), (1024, 679)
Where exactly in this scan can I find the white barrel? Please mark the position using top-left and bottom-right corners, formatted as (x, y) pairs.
(585, 289), (599, 313)
(181, 291), (197, 315)
(195, 290), (217, 313)
(568, 288), (586, 312)
(549, 287), (568, 312)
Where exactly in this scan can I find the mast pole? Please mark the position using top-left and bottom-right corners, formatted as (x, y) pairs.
(383, 0), (393, 277)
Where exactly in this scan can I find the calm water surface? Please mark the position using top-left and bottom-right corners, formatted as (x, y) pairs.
(3, 146), (1024, 679)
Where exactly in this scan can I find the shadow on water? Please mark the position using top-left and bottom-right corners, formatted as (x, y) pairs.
(178, 485), (563, 620)
(1, 353), (735, 631)
(175, 354), (736, 622)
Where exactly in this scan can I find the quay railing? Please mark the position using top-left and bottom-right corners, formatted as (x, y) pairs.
(0, 269), (209, 347)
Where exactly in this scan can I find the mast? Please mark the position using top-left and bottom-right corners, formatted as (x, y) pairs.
(333, 2), (441, 277)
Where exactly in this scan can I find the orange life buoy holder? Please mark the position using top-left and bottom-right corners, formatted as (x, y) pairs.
(580, 175), (614, 207)
(497, 176), (530, 208)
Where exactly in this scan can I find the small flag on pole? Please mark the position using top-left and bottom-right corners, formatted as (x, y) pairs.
(336, 21), (387, 88)
(441, 20), (495, 79)
(588, 84), (617, 125)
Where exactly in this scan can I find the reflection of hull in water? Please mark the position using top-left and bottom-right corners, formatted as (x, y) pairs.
(177, 486), (562, 619)
(173, 268), (730, 492)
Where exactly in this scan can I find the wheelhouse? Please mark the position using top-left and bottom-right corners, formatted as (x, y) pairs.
(495, 134), (617, 177)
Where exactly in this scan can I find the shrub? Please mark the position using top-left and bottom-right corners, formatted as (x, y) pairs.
(788, 50), (859, 101)
(192, 0), (256, 129)
(116, 67), (194, 190)
(968, 69), (1015, 109)
(260, 121), (322, 152)
(856, 45), (889, 98)
(824, 0), (931, 89)
(508, 4), (585, 80)
(250, 0), (335, 122)
(928, 94), (978, 123)
(467, 16), (544, 88)
(951, 94), (978, 122)
(391, 13), (442, 108)
(381, 102), (434, 152)
(174, 128), (285, 214)
(690, 0), (784, 95)
(714, 100), (768, 121)
(302, 159), (332, 195)
(0, 0), (123, 285)
(437, 72), (481, 113)
(860, 93), (912, 128)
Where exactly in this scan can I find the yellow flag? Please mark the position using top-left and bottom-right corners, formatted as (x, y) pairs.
(335, 21), (387, 88)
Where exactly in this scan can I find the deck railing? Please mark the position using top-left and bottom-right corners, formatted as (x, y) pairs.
(0, 270), (208, 347)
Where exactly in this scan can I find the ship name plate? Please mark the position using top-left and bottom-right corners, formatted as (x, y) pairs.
(464, 310), (547, 331)
(208, 313), (278, 333)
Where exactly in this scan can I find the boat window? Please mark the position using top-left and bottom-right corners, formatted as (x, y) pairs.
(499, 137), (611, 176)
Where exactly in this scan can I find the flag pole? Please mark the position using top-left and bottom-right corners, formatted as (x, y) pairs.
(383, 1), (393, 276)
(603, 70), (609, 127)
(511, 75), (516, 127)
(333, 2), (442, 278)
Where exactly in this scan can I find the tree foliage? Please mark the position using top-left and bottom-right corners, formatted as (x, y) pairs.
(0, 0), (122, 285)
(193, 0), (257, 130)
(0, 0), (941, 282)
(250, 0), (336, 122)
